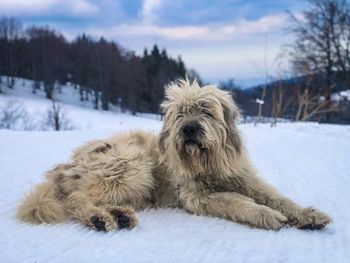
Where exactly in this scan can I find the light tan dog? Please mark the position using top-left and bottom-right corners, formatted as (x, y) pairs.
(17, 79), (331, 231)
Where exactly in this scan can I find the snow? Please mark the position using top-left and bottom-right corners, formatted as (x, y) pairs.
(1, 79), (350, 262)
(256, 98), (264, 104)
(331, 89), (350, 102)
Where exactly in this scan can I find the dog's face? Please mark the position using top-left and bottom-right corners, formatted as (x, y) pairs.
(159, 80), (241, 174)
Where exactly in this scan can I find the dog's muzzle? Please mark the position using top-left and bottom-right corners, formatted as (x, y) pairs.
(181, 122), (201, 146)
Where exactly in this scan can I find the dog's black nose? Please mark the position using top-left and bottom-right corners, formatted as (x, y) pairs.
(182, 123), (200, 138)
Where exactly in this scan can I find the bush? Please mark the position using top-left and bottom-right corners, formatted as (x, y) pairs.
(0, 100), (35, 130)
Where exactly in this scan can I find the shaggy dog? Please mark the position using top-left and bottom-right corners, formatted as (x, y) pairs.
(17, 80), (331, 231)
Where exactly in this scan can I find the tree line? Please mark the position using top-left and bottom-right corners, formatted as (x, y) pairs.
(0, 17), (191, 113)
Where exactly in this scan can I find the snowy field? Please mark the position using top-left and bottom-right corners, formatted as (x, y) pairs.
(1, 81), (350, 262)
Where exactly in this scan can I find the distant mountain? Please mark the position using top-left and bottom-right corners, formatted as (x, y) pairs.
(234, 77), (268, 89)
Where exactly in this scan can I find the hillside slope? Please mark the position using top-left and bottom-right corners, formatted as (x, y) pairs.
(0, 78), (161, 130)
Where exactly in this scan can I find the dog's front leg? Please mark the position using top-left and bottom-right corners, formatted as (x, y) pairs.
(238, 173), (332, 230)
(182, 192), (287, 230)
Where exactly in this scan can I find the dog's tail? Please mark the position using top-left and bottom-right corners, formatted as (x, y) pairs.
(16, 181), (65, 224)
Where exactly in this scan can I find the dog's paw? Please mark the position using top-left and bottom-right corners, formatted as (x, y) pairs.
(109, 207), (138, 230)
(89, 211), (117, 232)
(255, 207), (288, 230)
(297, 207), (331, 230)
(90, 216), (106, 231)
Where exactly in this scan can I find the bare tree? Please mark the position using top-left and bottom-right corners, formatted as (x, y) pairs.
(289, 0), (350, 121)
(294, 80), (339, 121)
(255, 87), (266, 126)
(291, 62), (340, 122)
(43, 97), (74, 131)
(246, 33), (275, 127)
(271, 83), (295, 126)
(270, 53), (295, 126)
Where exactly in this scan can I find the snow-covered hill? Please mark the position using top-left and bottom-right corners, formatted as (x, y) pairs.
(0, 77), (162, 130)
(0, 78), (349, 262)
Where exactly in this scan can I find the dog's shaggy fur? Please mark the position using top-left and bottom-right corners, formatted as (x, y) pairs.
(17, 80), (331, 231)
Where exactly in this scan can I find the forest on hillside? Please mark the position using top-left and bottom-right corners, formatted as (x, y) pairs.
(0, 17), (197, 113)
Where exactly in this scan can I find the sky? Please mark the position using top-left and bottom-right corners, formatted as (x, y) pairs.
(0, 0), (308, 86)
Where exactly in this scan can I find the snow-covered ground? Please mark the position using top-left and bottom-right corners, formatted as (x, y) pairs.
(0, 80), (350, 262)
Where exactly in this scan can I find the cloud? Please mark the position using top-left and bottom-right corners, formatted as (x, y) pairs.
(0, 0), (98, 16)
(222, 14), (287, 35)
(0, 0), (56, 15)
(89, 24), (209, 40)
(141, 0), (162, 24)
(68, 0), (98, 16)
(88, 13), (288, 41)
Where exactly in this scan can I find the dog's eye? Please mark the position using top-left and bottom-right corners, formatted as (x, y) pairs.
(175, 114), (183, 121)
(202, 109), (213, 118)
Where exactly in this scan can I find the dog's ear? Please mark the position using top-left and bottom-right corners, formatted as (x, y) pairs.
(158, 128), (169, 154)
(158, 83), (176, 154)
(220, 90), (240, 121)
(159, 91), (171, 155)
(219, 90), (242, 155)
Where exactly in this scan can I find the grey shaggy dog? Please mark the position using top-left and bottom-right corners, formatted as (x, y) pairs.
(17, 79), (331, 231)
